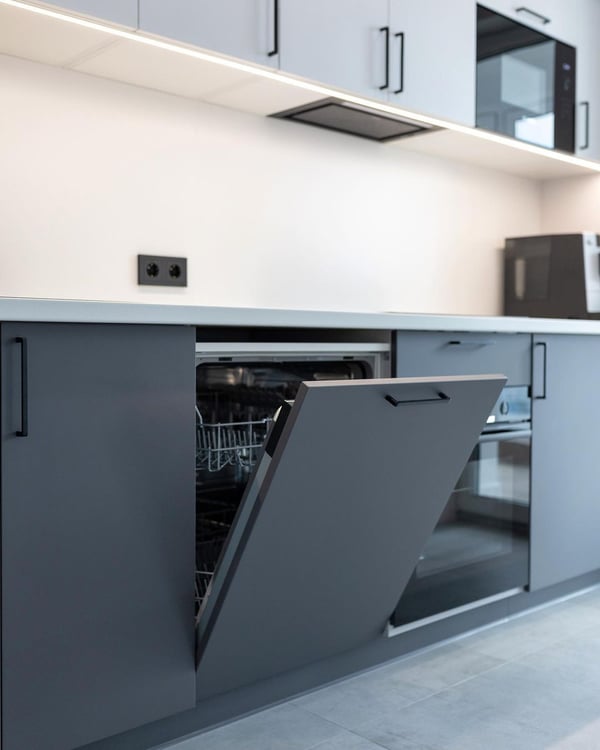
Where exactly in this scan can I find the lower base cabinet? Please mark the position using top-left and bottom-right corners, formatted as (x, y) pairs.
(530, 334), (600, 590)
(0, 323), (196, 750)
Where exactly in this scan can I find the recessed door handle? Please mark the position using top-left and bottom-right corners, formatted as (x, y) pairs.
(447, 340), (496, 347)
(385, 391), (451, 407)
(515, 6), (551, 25)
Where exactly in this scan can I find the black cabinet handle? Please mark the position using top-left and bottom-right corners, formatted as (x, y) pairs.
(16, 336), (29, 437)
(268, 0), (279, 57)
(385, 391), (451, 407)
(580, 101), (590, 150)
(516, 6), (551, 24)
(379, 26), (389, 90)
(533, 341), (547, 400)
(393, 31), (404, 94)
(447, 340), (496, 347)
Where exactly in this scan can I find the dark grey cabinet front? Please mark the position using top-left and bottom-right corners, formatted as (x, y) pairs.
(0, 323), (196, 750)
(530, 334), (600, 590)
(195, 374), (505, 699)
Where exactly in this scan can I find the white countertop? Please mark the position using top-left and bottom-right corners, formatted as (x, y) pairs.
(3, 297), (600, 334)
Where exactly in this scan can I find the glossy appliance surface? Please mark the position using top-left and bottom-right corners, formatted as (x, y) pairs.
(504, 233), (600, 319)
(476, 5), (575, 152)
(393, 385), (531, 627)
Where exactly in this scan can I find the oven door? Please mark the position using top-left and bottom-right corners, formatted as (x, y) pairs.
(476, 5), (575, 151)
(392, 425), (531, 627)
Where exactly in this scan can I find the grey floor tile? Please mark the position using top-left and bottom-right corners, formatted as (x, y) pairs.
(381, 641), (505, 692)
(462, 599), (600, 661)
(307, 728), (403, 750)
(294, 642), (501, 731)
(356, 689), (551, 750)
(292, 666), (430, 730)
(161, 704), (340, 750)
(441, 659), (600, 741)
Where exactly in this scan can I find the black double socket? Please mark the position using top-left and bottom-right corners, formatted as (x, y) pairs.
(138, 255), (187, 287)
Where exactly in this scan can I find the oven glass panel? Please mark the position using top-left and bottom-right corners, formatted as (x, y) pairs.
(393, 429), (530, 626)
(476, 5), (572, 150)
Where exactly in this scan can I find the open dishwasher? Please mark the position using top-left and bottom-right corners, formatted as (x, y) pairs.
(192, 333), (505, 700)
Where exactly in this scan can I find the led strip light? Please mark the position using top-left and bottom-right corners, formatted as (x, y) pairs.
(3, 0), (600, 173)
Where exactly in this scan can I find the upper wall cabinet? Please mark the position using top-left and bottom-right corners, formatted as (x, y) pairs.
(41, 0), (138, 29)
(138, 0), (279, 68)
(572, 0), (600, 160)
(278, 0), (389, 102)
(278, 0), (476, 125)
(387, 0), (476, 125)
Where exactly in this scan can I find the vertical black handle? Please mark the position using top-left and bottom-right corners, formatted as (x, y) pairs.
(533, 341), (547, 400)
(379, 26), (389, 90)
(268, 0), (279, 57)
(580, 101), (590, 150)
(16, 336), (29, 437)
(393, 32), (404, 94)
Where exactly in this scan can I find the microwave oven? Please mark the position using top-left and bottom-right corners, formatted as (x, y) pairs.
(476, 5), (576, 152)
(504, 233), (600, 319)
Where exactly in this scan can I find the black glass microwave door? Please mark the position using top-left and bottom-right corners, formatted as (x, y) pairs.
(477, 6), (557, 148)
(195, 375), (505, 699)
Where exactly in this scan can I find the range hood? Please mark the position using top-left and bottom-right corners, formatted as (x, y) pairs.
(272, 98), (436, 142)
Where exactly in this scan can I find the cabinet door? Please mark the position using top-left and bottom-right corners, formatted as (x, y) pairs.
(41, 0), (138, 28)
(395, 331), (532, 386)
(196, 375), (504, 699)
(530, 334), (600, 590)
(388, 0), (476, 125)
(1, 323), (196, 750)
(279, 0), (389, 100)
(574, 0), (600, 160)
(138, 0), (278, 68)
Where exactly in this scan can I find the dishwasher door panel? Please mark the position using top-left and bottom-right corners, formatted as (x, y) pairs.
(196, 374), (505, 699)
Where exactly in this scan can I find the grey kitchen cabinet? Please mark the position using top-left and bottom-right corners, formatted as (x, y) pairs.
(39, 0), (138, 28)
(573, 0), (600, 159)
(278, 0), (389, 101)
(1, 323), (196, 750)
(395, 331), (532, 385)
(138, 0), (279, 68)
(387, 0), (476, 125)
(278, 0), (475, 124)
(530, 334), (600, 590)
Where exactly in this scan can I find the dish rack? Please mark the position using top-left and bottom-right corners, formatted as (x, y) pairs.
(196, 407), (273, 473)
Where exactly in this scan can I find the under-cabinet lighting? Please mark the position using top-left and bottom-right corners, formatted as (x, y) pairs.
(4, 0), (600, 173)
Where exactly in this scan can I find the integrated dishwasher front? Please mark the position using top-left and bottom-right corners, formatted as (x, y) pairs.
(192, 334), (505, 699)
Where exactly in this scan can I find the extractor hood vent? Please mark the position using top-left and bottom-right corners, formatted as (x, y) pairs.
(271, 98), (436, 142)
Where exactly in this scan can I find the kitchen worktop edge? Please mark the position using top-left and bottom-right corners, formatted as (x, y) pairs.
(1, 298), (599, 334)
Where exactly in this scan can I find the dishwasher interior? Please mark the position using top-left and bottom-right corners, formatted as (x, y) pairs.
(194, 334), (390, 620)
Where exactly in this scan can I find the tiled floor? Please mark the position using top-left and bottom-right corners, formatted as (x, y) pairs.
(163, 587), (600, 750)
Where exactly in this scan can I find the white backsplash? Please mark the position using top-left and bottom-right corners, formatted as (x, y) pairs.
(0, 54), (544, 315)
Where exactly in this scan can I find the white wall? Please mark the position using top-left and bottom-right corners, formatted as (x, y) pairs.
(1, 54), (543, 314)
(541, 174), (600, 234)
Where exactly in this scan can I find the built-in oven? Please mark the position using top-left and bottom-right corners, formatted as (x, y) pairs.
(476, 5), (575, 152)
(392, 385), (531, 629)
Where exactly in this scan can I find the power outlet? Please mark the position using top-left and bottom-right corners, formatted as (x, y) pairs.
(138, 255), (187, 287)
